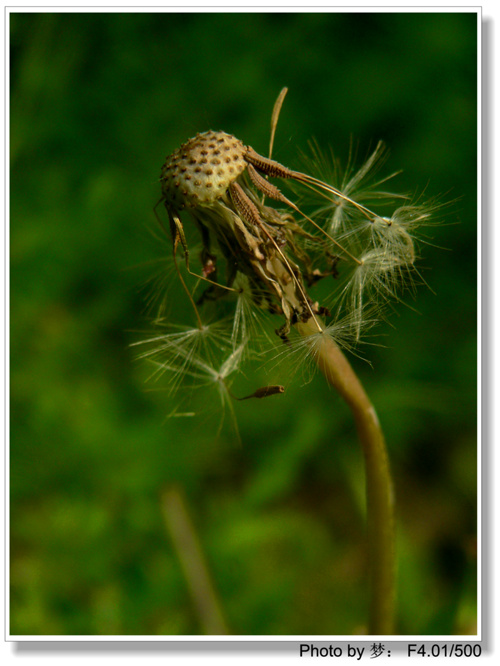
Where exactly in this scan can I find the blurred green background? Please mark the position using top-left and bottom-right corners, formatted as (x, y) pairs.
(10, 11), (477, 636)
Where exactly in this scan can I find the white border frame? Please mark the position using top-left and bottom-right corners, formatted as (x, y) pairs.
(3, 3), (486, 653)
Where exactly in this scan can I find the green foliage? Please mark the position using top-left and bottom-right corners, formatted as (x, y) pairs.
(10, 11), (477, 635)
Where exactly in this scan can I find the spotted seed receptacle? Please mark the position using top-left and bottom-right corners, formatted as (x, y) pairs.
(160, 131), (247, 209)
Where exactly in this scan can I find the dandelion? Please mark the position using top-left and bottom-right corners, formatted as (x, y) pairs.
(137, 88), (440, 634)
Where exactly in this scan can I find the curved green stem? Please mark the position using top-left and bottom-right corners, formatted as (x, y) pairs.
(297, 320), (396, 635)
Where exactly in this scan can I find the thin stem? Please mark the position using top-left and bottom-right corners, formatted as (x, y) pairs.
(162, 486), (229, 635)
(296, 319), (396, 635)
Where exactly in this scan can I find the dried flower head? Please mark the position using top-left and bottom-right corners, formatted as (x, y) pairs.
(137, 90), (437, 418)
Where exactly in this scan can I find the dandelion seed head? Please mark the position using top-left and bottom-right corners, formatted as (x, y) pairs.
(138, 93), (441, 427)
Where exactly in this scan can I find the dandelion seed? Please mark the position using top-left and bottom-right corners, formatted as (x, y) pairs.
(132, 321), (233, 393)
(206, 344), (248, 442)
(370, 215), (416, 265)
(229, 273), (273, 353)
(235, 385), (285, 400)
(337, 247), (412, 338)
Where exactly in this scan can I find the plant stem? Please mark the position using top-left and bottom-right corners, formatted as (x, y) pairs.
(296, 319), (396, 635)
(162, 486), (229, 635)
